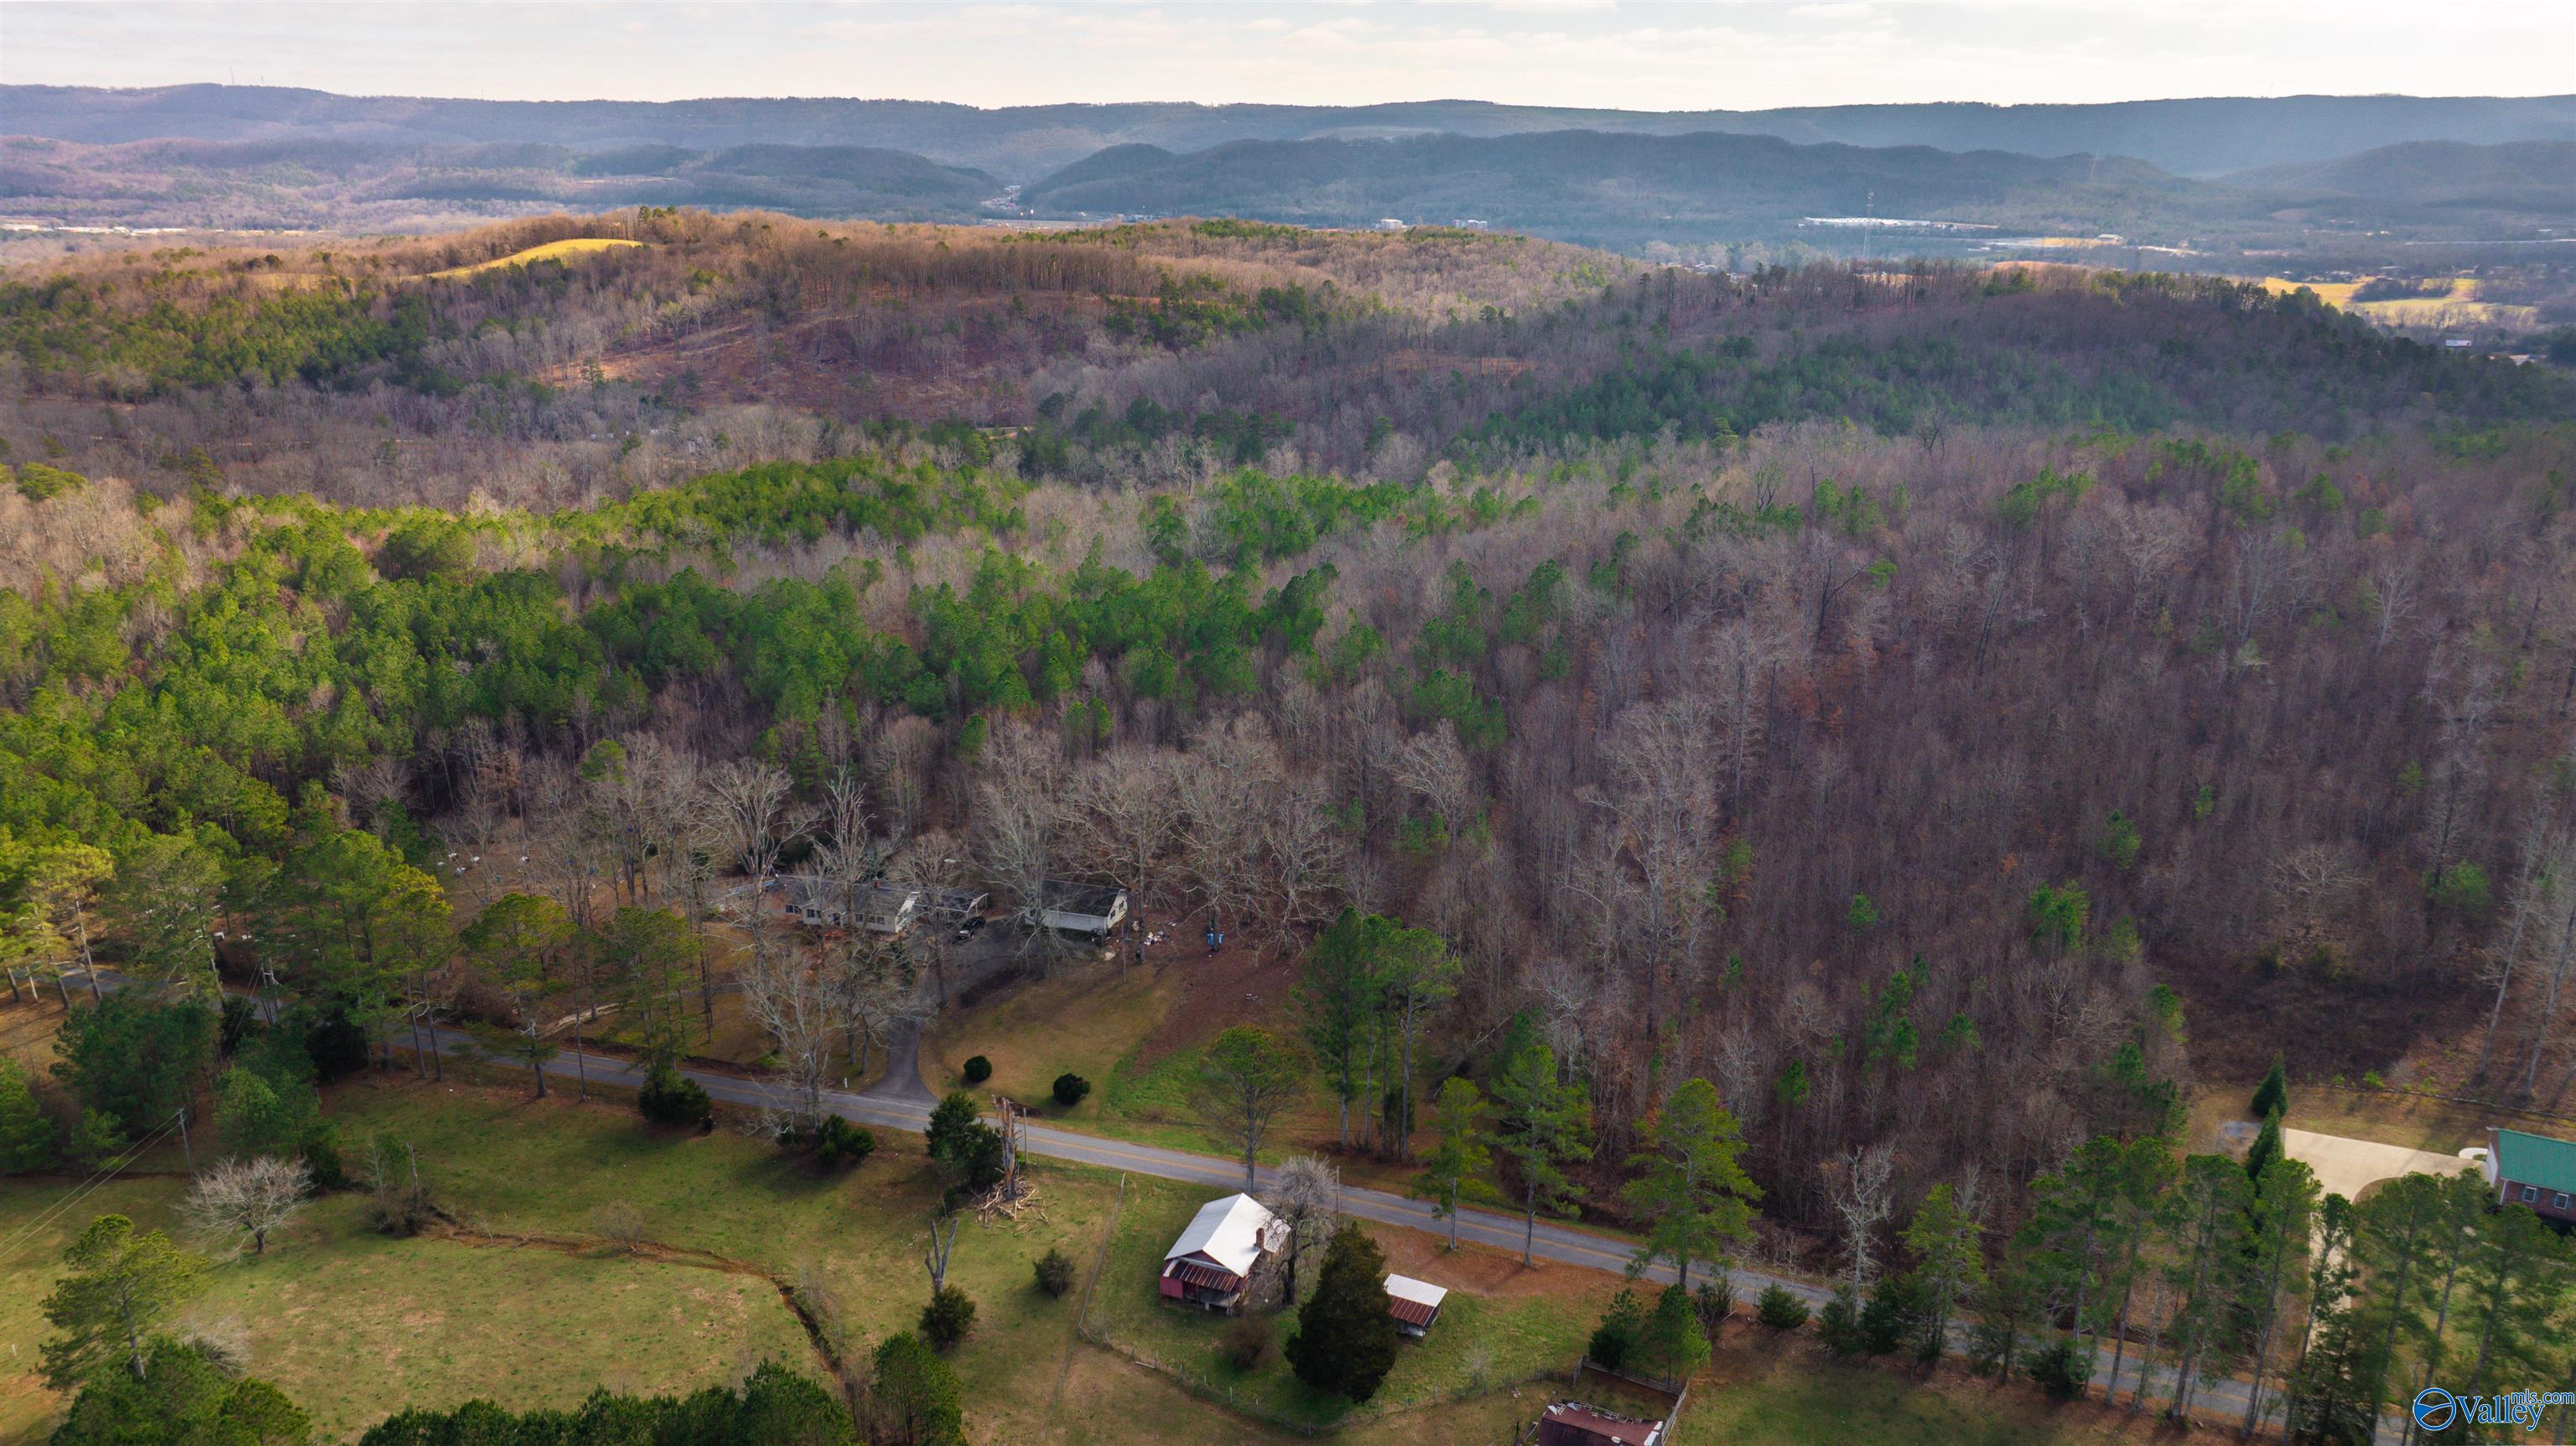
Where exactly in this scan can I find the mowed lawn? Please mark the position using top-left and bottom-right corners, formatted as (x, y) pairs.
(0, 1176), (813, 1443)
(7, 1032), (2228, 1446)
(0, 1063), (1116, 1443)
(1671, 1335), (2192, 1446)
(923, 957), (1348, 1163)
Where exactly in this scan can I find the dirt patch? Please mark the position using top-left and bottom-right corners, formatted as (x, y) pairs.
(1368, 1226), (1623, 1307)
(1122, 939), (1301, 1072)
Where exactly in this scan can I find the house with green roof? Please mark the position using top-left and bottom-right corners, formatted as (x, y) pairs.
(2485, 1127), (2576, 1226)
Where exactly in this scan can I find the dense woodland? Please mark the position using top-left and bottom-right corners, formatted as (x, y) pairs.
(6, 212), (2576, 1437)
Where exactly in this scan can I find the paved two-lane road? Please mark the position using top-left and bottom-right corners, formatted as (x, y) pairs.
(419, 1020), (2404, 1438)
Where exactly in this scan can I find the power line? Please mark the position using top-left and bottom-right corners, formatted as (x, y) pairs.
(0, 1113), (185, 1263)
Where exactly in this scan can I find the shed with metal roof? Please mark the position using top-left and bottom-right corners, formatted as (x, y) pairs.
(1384, 1273), (1449, 1336)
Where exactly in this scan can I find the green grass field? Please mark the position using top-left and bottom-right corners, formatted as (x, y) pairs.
(1086, 1174), (1621, 1433)
(924, 960), (1352, 1165)
(5, 1010), (2196, 1446)
(1670, 1335), (2182, 1446)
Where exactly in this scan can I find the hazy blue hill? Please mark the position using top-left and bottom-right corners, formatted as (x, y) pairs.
(1019, 129), (2251, 246)
(7, 84), (2569, 180)
(2225, 139), (2576, 218)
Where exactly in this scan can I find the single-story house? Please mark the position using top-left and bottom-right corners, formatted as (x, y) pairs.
(1033, 879), (1128, 940)
(1159, 1193), (1287, 1314)
(1537, 1402), (1665, 1446)
(2485, 1127), (2576, 1225)
(1384, 1274), (1449, 1337)
(788, 879), (920, 935)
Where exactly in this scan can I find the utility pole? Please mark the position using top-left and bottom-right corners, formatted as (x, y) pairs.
(175, 1107), (195, 1175)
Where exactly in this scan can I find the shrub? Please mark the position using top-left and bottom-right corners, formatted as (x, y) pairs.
(1859, 1274), (1927, 1356)
(362, 1138), (436, 1237)
(921, 1285), (977, 1349)
(637, 1070), (714, 1128)
(2027, 1338), (2093, 1400)
(303, 1012), (370, 1084)
(70, 1108), (127, 1169)
(1221, 1312), (1275, 1371)
(299, 1127), (348, 1191)
(1052, 1072), (1092, 1107)
(811, 1116), (875, 1172)
(1816, 1288), (1866, 1357)
(592, 1200), (647, 1253)
(963, 1056), (992, 1085)
(1692, 1276), (1732, 1340)
(1034, 1247), (1076, 1298)
(1755, 1283), (1810, 1332)
(1587, 1288), (1644, 1371)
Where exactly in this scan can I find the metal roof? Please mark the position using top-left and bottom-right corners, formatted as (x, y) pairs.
(1038, 879), (1126, 916)
(1540, 1402), (1663, 1446)
(1384, 1274), (1449, 1328)
(1163, 1193), (1281, 1278)
(2494, 1128), (2576, 1196)
(1166, 1258), (1242, 1291)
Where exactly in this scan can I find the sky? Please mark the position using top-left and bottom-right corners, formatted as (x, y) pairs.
(3, 1), (2571, 112)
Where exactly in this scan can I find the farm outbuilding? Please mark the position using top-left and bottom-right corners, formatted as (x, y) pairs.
(1384, 1274), (1449, 1336)
(1158, 1193), (1287, 1314)
(1537, 1402), (1665, 1446)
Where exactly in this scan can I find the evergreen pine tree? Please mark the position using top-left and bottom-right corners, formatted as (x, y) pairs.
(2246, 1106), (2285, 1181)
(2251, 1054), (2289, 1122)
(1642, 1282), (1711, 1382)
(1285, 1221), (1399, 1402)
(0, 1060), (56, 1173)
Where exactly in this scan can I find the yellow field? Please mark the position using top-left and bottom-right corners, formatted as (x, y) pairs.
(2352, 297), (2540, 329)
(429, 237), (646, 278)
(2257, 277), (2366, 307)
(2256, 275), (2536, 329)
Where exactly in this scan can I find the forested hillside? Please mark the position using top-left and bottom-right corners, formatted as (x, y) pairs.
(6, 215), (2576, 1259)
(12, 84), (2572, 179)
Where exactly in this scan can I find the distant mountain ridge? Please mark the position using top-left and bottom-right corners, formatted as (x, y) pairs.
(2225, 140), (2576, 215)
(7, 84), (2573, 181)
(1015, 130), (2575, 251)
(0, 134), (1000, 229)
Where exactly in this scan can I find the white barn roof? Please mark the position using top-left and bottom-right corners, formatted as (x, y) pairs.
(1164, 1193), (1282, 1278)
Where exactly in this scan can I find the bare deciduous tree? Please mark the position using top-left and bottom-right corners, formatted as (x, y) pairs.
(185, 1156), (311, 1257)
(1827, 1143), (1898, 1298)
